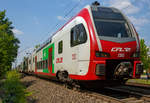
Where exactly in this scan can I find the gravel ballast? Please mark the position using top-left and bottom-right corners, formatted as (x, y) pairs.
(21, 75), (104, 103)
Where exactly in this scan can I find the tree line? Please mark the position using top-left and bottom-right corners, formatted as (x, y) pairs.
(0, 10), (20, 77)
(140, 39), (150, 73)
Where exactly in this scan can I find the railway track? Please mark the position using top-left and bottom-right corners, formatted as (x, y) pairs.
(126, 82), (150, 88)
(104, 85), (150, 103)
(71, 85), (150, 103)
(21, 74), (150, 103)
(68, 82), (150, 103)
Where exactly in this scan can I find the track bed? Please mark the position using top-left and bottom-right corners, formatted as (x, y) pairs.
(21, 74), (150, 103)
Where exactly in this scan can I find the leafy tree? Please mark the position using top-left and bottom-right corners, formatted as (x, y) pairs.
(140, 39), (150, 72)
(35, 44), (40, 49)
(2, 70), (27, 103)
(0, 10), (20, 77)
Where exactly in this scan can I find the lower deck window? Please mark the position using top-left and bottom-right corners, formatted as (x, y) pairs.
(37, 59), (48, 69)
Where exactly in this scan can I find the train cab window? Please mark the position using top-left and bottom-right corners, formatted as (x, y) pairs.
(58, 41), (63, 54)
(71, 24), (87, 47)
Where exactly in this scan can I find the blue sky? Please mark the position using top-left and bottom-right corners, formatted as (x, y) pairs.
(0, 0), (150, 65)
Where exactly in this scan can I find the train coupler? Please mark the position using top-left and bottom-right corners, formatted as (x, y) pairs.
(114, 62), (132, 79)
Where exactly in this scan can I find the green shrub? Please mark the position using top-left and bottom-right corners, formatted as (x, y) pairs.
(2, 70), (27, 103)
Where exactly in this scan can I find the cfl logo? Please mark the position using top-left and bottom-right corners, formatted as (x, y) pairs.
(111, 47), (131, 52)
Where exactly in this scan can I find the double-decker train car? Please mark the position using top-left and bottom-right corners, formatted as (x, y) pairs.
(18, 2), (143, 86)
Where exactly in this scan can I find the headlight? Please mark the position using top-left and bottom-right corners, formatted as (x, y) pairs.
(95, 51), (110, 57)
(96, 64), (105, 75)
(131, 52), (140, 58)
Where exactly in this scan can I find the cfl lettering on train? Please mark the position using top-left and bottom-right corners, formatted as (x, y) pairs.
(111, 47), (131, 52)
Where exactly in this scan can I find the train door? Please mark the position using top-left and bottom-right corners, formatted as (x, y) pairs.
(70, 24), (79, 74)
(73, 23), (90, 75)
(77, 23), (88, 61)
(48, 47), (53, 74)
(35, 56), (37, 73)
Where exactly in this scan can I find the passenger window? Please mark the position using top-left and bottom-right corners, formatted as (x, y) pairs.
(71, 24), (87, 47)
(43, 61), (44, 69)
(46, 60), (48, 68)
(58, 41), (63, 54)
(38, 62), (39, 69)
(78, 24), (87, 43)
(42, 61), (44, 69)
(38, 62), (40, 69)
(43, 60), (45, 69)
(29, 60), (31, 64)
(40, 61), (42, 69)
(71, 28), (77, 46)
(37, 62), (38, 69)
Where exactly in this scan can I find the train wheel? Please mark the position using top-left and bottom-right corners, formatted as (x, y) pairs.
(57, 71), (68, 82)
(57, 71), (80, 90)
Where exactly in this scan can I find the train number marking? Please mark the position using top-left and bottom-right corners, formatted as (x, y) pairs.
(118, 53), (125, 57)
(72, 54), (76, 60)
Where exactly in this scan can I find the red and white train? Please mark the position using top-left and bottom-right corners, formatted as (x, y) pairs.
(18, 2), (143, 86)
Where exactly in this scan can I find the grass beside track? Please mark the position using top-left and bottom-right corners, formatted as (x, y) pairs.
(127, 78), (150, 85)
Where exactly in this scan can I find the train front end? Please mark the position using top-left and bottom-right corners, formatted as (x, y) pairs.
(89, 4), (143, 81)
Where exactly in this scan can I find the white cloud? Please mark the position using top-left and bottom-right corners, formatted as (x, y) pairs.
(12, 28), (23, 35)
(110, 0), (130, 9)
(109, 0), (140, 14)
(129, 16), (149, 26)
(129, 16), (149, 31)
(125, 5), (139, 14)
(57, 16), (69, 21)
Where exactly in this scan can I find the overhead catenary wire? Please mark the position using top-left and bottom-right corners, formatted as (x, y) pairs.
(16, 0), (83, 63)
(36, 0), (83, 46)
(120, 0), (137, 12)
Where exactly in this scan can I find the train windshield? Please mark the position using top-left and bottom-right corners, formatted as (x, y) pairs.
(94, 19), (131, 38)
(91, 7), (134, 40)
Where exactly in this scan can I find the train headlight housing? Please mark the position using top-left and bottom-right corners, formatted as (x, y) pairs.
(131, 52), (140, 58)
(95, 51), (110, 57)
(96, 64), (105, 75)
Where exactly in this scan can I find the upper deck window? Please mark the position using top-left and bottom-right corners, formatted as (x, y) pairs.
(58, 41), (63, 54)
